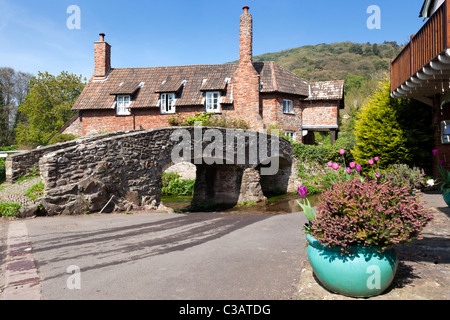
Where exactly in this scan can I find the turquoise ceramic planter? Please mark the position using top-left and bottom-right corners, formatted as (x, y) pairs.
(443, 192), (450, 207)
(307, 234), (398, 298)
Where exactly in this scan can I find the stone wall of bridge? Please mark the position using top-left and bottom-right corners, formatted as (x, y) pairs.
(15, 127), (300, 216)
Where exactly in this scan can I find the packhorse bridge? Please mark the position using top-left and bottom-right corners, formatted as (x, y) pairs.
(6, 127), (299, 216)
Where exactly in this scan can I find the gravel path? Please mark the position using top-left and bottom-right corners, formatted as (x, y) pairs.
(0, 177), (42, 206)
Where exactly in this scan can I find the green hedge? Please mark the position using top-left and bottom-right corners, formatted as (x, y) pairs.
(161, 172), (195, 196)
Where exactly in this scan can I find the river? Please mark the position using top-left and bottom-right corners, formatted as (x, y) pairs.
(161, 192), (322, 215)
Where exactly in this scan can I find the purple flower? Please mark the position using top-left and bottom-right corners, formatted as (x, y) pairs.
(432, 149), (439, 156)
(298, 186), (308, 198)
(376, 171), (381, 179)
(339, 149), (345, 155)
(441, 160), (445, 166)
(356, 164), (362, 172)
(332, 163), (340, 170)
(368, 159), (375, 165)
(349, 162), (356, 169)
(346, 167), (351, 175)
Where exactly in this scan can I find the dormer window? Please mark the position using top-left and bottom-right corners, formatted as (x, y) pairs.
(116, 95), (131, 116)
(205, 92), (221, 113)
(161, 93), (176, 114)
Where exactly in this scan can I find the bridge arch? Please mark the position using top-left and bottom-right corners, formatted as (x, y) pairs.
(34, 127), (298, 215)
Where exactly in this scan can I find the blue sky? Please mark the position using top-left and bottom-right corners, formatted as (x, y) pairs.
(0, 0), (427, 80)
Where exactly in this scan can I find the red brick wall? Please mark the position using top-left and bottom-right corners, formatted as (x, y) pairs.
(261, 94), (303, 142)
(302, 100), (339, 128)
(94, 40), (111, 78)
(77, 107), (202, 136)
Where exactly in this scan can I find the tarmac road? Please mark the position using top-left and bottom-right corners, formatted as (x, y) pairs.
(1, 211), (308, 300)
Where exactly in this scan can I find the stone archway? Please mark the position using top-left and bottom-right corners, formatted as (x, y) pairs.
(28, 127), (297, 215)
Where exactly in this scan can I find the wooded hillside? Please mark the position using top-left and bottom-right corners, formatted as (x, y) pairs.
(253, 41), (403, 82)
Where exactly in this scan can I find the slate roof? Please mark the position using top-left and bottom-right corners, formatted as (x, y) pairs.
(72, 62), (343, 111)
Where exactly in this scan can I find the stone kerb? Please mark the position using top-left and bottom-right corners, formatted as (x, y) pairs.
(35, 127), (295, 216)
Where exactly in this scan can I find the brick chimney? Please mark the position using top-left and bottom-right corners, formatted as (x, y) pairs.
(94, 33), (111, 79)
(234, 6), (262, 129)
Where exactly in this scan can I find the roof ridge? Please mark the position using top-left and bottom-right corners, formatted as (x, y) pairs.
(111, 63), (239, 71)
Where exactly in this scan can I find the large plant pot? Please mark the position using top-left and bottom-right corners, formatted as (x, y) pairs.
(443, 191), (450, 207)
(306, 234), (398, 298)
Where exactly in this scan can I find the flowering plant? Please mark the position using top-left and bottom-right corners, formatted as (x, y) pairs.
(297, 186), (315, 232)
(308, 178), (433, 253)
(299, 149), (433, 253)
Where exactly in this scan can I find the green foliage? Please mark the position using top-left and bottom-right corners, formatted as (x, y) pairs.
(254, 41), (402, 82)
(161, 172), (195, 196)
(168, 113), (250, 129)
(25, 181), (44, 200)
(0, 202), (21, 217)
(352, 77), (434, 173)
(48, 133), (78, 145)
(16, 71), (85, 148)
(383, 164), (426, 193)
(292, 137), (355, 165)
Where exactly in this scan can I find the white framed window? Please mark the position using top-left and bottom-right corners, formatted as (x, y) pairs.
(116, 95), (131, 116)
(205, 92), (221, 113)
(284, 130), (295, 140)
(161, 93), (176, 114)
(283, 99), (293, 114)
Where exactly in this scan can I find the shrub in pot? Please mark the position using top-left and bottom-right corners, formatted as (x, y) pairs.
(300, 178), (433, 298)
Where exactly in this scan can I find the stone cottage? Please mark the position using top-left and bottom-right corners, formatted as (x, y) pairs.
(62, 6), (344, 144)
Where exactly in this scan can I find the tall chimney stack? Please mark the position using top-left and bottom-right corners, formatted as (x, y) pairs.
(239, 6), (253, 66)
(234, 6), (263, 130)
(94, 33), (111, 79)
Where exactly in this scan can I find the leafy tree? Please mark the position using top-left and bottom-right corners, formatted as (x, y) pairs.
(0, 68), (32, 146)
(349, 43), (363, 55)
(16, 71), (85, 148)
(352, 77), (433, 172)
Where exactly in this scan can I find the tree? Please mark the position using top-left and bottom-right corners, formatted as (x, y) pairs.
(16, 71), (85, 148)
(349, 43), (363, 55)
(0, 68), (32, 146)
(352, 76), (434, 172)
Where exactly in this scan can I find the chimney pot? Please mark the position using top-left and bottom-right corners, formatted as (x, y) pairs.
(243, 6), (249, 14)
(99, 33), (105, 42)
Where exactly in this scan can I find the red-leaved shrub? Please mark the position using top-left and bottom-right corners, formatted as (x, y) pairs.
(310, 178), (433, 252)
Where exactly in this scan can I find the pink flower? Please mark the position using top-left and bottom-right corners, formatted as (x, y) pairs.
(432, 149), (439, 156)
(368, 159), (375, 165)
(332, 163), (340, 170)
(346, 167), (351, 175)
(374, 157), (379, 162)
(298, 186), (308, 198)
(356, 164), (362, 172)
(349, 162), (356, 169)
(376, 171), (381, 178)
(327, 161), (333, 167)
(339, 149), (345, 155)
